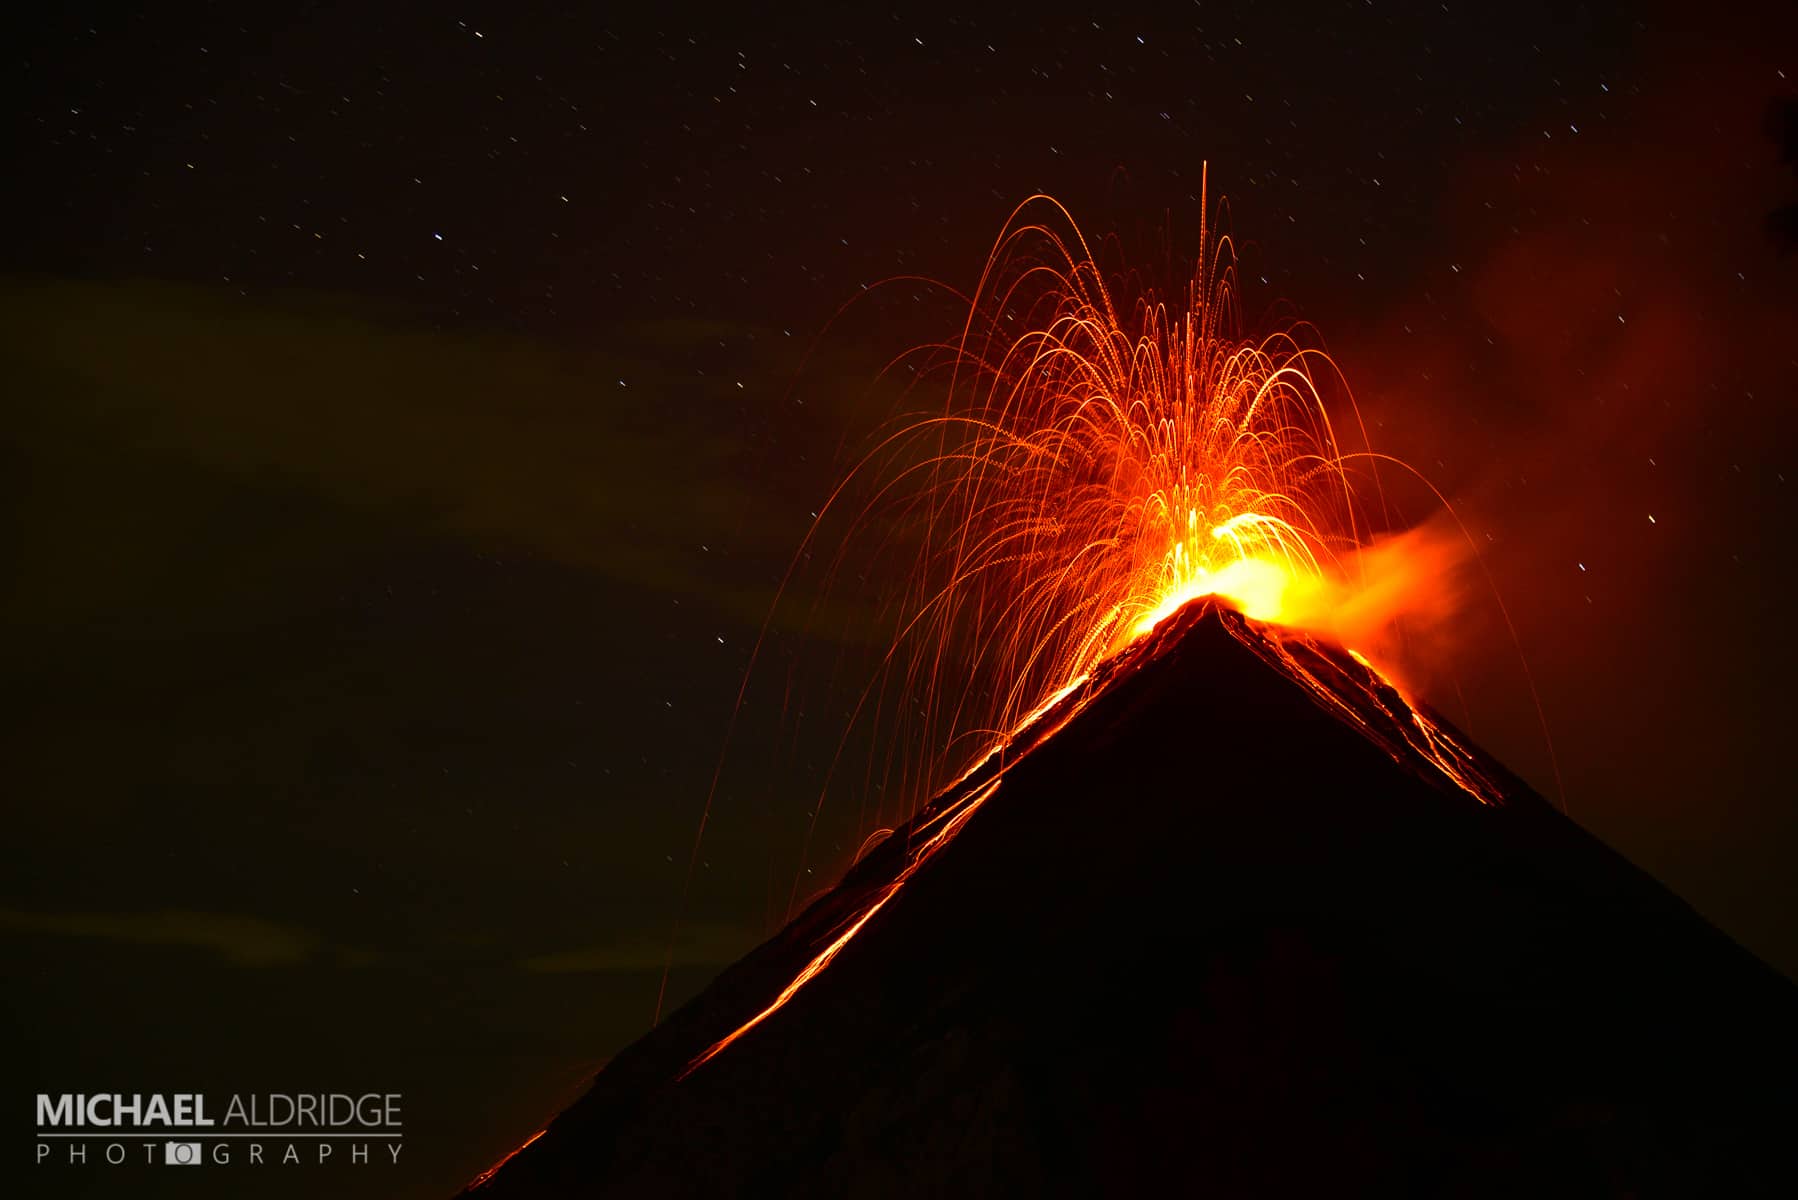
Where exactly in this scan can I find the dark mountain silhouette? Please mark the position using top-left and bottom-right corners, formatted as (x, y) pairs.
(462, 600), (1798, 1197)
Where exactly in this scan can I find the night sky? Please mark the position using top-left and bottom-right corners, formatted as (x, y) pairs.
(9, 3), (1797, 1197)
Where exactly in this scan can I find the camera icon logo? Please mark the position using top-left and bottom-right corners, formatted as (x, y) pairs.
(164, 1141), (203, 1166)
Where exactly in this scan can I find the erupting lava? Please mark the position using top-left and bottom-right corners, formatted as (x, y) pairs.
(660, 182), (1513, 1081)
(786, 180), (1471, 830)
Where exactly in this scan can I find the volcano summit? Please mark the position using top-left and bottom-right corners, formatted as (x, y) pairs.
(463, 601), (1798, 1197)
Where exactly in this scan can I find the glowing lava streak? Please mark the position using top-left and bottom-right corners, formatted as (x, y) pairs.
(682, 776), (1000, 1078)
(682, 669), (1096, 1079)
(466, 1129), (546, 1191)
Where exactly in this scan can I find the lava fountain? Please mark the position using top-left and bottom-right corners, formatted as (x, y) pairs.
(782, 181), (1475, 837)
(653, 182), (1517, 1077)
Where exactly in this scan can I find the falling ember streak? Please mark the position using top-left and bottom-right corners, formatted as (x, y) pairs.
(851, 827), (895, 864)
(466, 1129), (546, 1191)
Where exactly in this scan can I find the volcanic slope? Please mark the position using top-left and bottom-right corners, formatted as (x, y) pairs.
(463, 599), (1798, 1198)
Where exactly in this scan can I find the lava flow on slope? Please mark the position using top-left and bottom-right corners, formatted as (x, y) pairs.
(461, 599), (1798, 1197)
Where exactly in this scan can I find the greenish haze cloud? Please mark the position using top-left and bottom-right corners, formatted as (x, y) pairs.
(0, 906), (331, 967)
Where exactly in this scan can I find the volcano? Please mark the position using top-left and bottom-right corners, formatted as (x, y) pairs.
(462, 601), (1798, 1197)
